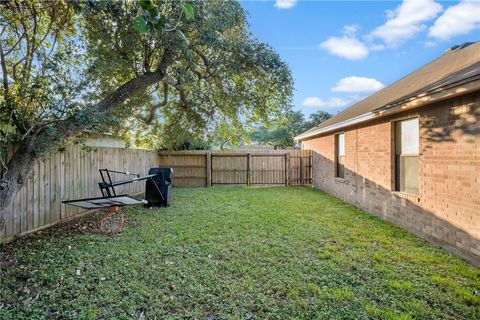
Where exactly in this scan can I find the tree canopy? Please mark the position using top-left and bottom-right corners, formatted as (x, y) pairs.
(105, 0), (293, 150)
(248, 110), (332, 149)
(0, 0), (293, 220)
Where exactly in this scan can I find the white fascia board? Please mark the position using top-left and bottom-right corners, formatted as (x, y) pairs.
(295, 76), (480, 141)
(294, 111), (383, 141)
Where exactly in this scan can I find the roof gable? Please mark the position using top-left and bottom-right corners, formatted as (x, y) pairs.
(298, 41), (480, 140)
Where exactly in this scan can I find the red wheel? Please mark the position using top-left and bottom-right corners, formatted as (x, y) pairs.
(100, 207), (125, 234)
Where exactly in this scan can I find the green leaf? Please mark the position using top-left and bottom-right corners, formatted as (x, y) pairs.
(182, 2), (194, 21)
(139, 0), (157, 13)
(153, 15), (166, 31)
(133, 16), (148, 33)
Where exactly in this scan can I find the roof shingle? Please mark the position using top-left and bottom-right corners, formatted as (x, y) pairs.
(299, 41), (480, 139)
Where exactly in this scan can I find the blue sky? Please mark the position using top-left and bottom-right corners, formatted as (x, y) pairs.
(240, 0), (480, 117)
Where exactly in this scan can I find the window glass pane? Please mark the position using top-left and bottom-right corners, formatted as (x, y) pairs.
(399, 118), (419, 154)
(400, 156), (419, 194)
(395, 118), (420, 194)
(338, 156), (345, 178)
(335, 134), (345, 178)
(337, 133), (345, 156)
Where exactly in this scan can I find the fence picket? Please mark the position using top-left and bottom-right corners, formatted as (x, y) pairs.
(158, 150), (312, 187)
(2, 146), (312, 243)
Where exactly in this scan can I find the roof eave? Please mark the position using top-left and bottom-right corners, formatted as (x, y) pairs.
(295, 76), (480, 141)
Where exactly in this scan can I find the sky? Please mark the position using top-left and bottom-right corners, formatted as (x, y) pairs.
(240, 0), (480, 117)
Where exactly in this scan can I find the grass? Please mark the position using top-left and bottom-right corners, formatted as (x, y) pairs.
(1, 187), (479, 319)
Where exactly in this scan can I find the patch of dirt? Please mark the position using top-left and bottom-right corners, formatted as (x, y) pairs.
(0, 212), (103, 257)
(0, 208), (143, 270)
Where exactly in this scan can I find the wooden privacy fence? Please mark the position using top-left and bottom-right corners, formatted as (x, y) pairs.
(1, 147), (312, 242)
(158, 149), (312, 187)
(1, 145), (158, 242)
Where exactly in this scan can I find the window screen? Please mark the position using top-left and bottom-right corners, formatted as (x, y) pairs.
(336, 133), (345, 178)
(395, 118), (419, 194)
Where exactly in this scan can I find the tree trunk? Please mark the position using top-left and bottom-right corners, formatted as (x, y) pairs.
(0, 137), (37, 237)
(0, 50), (174, 237)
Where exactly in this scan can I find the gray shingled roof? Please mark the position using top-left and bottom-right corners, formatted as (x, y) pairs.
(297, 41), (480, 139)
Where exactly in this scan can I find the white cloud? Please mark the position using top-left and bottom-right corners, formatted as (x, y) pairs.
(332, 76), (385, 93)
(369, 43), (386, 51)
(302, 96), (352, 109)
(320, 35), (369, 60)
(342, 24), (360, 35)
(424, 40), (438, 48)
(368, 0), (443, 47)
(428, 0), (480, 40)
(274, 0), (297, 9)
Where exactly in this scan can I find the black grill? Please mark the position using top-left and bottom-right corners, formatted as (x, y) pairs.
(145, 167), (173, 207)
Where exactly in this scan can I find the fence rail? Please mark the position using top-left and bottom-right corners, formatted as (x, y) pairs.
(1, 145), (159, 242)
(158, 149), (312, 187)
(2, 147), (312, 242)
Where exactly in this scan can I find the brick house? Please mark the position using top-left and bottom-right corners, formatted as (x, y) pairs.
(296, 42), (480, 265)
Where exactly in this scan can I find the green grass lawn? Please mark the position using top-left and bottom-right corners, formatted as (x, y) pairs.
(1, 187), (479, 319)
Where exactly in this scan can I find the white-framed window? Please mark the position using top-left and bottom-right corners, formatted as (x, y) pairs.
(395, 118), (419, 194)
(335, 133), (345, 178)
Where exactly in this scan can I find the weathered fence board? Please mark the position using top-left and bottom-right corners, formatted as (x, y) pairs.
(250, 154), (286, 185)
(158, 149), (312, 187)
(1, 147), (312, 243)
(1, 145), (159, 242)
(158, 153), (207, 187)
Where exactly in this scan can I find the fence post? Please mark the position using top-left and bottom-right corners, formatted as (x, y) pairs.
(285, 153), (289, 187)
(310, 150), (313, 185)
(300, 156), (304, 186)
(246, 153), (251, 187)
(206, 153), (212, 187)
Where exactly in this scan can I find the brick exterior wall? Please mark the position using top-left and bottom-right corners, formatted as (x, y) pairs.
(301, 92), (480, 265)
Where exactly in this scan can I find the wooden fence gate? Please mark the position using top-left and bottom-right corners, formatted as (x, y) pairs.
(2, 147), (313, 243)
(158, 149), (312, 187)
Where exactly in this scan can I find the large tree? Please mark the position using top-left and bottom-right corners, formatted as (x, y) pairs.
(307, 110), (332, 128)
(108, 0), (294, 150)
(249, 111), (307, 149)
(0, 0), (293, 229)
(248, 110), (331, 149)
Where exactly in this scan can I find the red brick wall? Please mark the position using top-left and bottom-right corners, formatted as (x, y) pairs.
(302, 92), (480, 265)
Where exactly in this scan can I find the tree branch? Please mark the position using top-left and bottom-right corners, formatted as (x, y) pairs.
(0, 40), (9, 93)
(0, 48), (175, 220)
(192, 47), (213, 79)
(97, 49), (174, 114)
(3, 31), (25, 56)
(140, 81), (169, 124)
